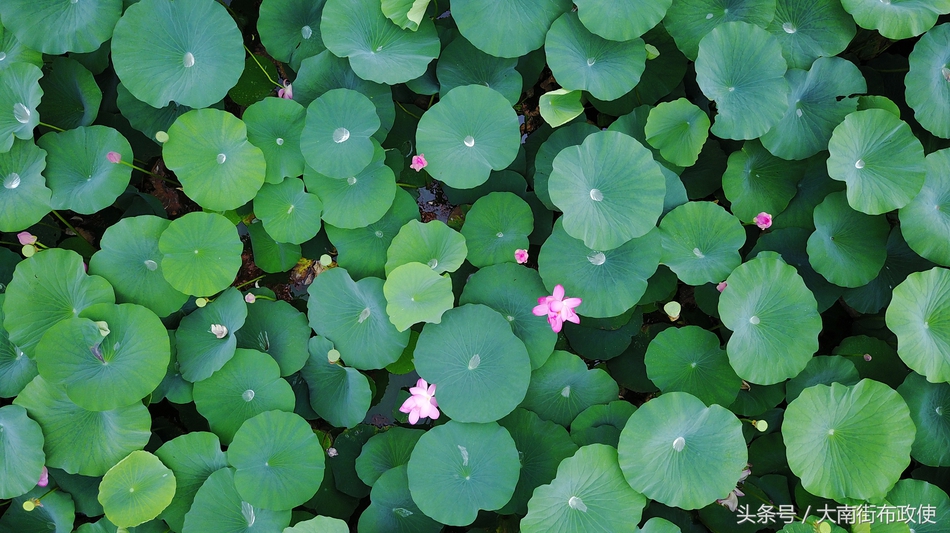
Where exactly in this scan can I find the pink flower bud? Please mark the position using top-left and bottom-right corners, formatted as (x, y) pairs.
(17, 231), (36, 245)
(106, 151), (121, 164)
(277, 83), (293, 99)
(515, 249), (529, 264)
(244, 293), (256, 304)
(717, 281), (727, 292)
(410, 154), (428, 172)
(37, 466), (48, 488)
(754, 212), (772, 230)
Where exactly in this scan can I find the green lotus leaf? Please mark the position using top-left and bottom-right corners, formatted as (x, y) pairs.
(14, 376), (150, 476)
(645, 326), (741, 407)
(784, 379), (915, 501)
(438, 36), (523, 106)
(0, 63), (41, 153)
(0, 0), (120, 54)
(154, 432), (228, 533)
(2, 248), (114, 357)
(538, 89), (585, 128)
(842, 226), (933, 314)
(618, 391), (748, 509)
(521, 350), (619, 427)
(287, 516), (350, 533)
(158, 212), (243, 297)
(563, 310), (641, 361)
(416, 85), (520, 189)
(637, 518), (682, 533)
(112, 0), (244, 108)
(0, 26), (43, 73)
(89, 216), (188, 318)
(383, 262), (454, 332)
(538, 219), (660, 318)
(886, 479), (950, 533)
(35, 303), (169, 411)
(258, 0), (326, 71)
(460, 192), (533, 268)
(695, 22), (788, 140)
(414, 304), (531, 423)
(785, 356), (860, 404)
(325, 423), (375, 498)
(0, 295), (38, 398)
(407, 421), (520, 526)
(175, 287), (247, 383)
(767, 0), (856, 69)
(896, 372), (950, 467)
(522, 444), (646, 533)
(569, 401), (636, 448)
(193, 349), (295, 445)
(644, 99), (710, 167)
(574, 0), (671, 41)
(750, 228), (843, 313)
(301, 334), (373, 442)
(98, 451), (176, 528)
(807, 191), (889, 288)
(722, 139), (804, 223)
(300, 88), (379, 180)
(833, 335), (909, 390)
(326, 187), (420, 279)
(354, 427), (424, 487)
(771, 156), (846, 232)
(907, 24), (950, 139)
(357, 464), (441, 533)
(304, 141), (395, 229)
(659, 201), (744, 286)
(307, 268), (410, 370)
(549, 130), (666, 250)
(827, 109), (926, 215)
(545, 11), (646, 101)
(320, 0), (439, 84)
(37, 57), (101, 130)
(0, 483), (75, 533)
(244, 98), (306, 184)
(719, 255), (821, 385)
(254, 178), (322, 245)
(114, 83), (219, 144)
(385, 220), (466, 276)
(163, 109), (266, 211)
(533, 121), (599, 210)
(841, 0), (950, 40)
(246, 222), (302, 275)
(900, 148), (950, 266)
(0, 138), (50, 232)
(235, 297), (311, 377)
(381, 0), (430, 30)
(664, 0), (776, 60)
(0, 404), (45, 499)
(886, 267), (950, 383)
(229, 410), (326, 510)
(181, 468), (291, 533)
(451, 0), (572, 58)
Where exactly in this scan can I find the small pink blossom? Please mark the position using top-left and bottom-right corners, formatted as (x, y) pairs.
(17, 231), (36, 245)
(244, 293), (256, 304)
(410, 153), (427, 172)
(864, 354), (872, 362)
(106, 151), (121, 164)
(532, 284), (582, 333)
(37, 466), (48, 488)
(716, 488), (745, 512)
(277, 83), (293, 99)
(399, 378), (440, 425)
(754, 212), (772, 230)
(716, 281), (727, 292)
(515, 249), (529, 264)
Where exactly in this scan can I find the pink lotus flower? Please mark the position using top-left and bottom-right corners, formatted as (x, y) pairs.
(717, 464), (751, 511)
(106, 151), (121, 164)
(17, 231), (36, 245)
(277, 83), (293, 99)
(533, 284), (582, 333)
(37, 466), (48, 488)
(399, 378), (440, 425)
(515, 249), (529, 264)
(754, 212), (772, 230)
(410, 154), (427, 172)
(717, 281), (727, 292)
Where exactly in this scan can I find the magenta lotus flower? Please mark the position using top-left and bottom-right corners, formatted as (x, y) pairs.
(277, 82), (293, 99)
(17, 231), (36, 245)
(410, 153), (427, 172)
(37, 466), (48, 488)
(754, 212), (772, 230)
(399, 378), (440, 425)
(515, 249), (529, 264)
(717, 281), (727, 292)
(106, 151), (121, 164)
(533, 284), (582, 333)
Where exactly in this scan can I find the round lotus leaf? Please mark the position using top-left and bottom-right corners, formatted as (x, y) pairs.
(538, 89), (585, 128)
(357, 464), (441, 533)
(460, 192), (533, 268)
(638, 518), (682, 533)
(533, 122), (599, 209)
(886, 267), (950, 383)
(833, 335), (908, 389)
(659, 201), (744, 286)
(163, 109), (266, 211)
(37, 57), (102, 130)
(0, 295), (39, 399)
(827, 109), (926, 215)
(842, 0), (950, 40)
(193, 349), (295, 445)
(320, 0), (439, 84)
(896, 372), (950, 467)
(35, 303), (169, 411)
(300, 336), (370, 429)
(889, 479), (950, 532)
(354, 427), (423, 487)
(0, 0), (120, 54)
(909, 25), (950, 141)
(229, 410), (325, 510)
(569, 401), (636, 448)
(287, 516), (350, 533)
(751, 230), (842, 306)
(767, 0), (856, 69)
(645, 326), (741, 407)
(0, 483), (75, 533)
(2, 248), (115, 357)
(618, 391), (747, 509)
(14, 376), (150, 476)
(719, 255), (821, 385)
(785, 356), (860, 404)
(414, 304), (531, 422)
(451, 0), (572, 58)
(723, 139), (805, 223)
(807, 191), (889, 288)
(521, 350), (619, 427)
(0, 138), (50, 232)
(181, 467), (291, 533)
(0, 63), (41, 153)
(154, 432), (228, 532)
(244, 98), (306, 184)
(407, 421), (520, 526)
(761, 57), (866, 161)
(538, 219), (660, 318)
(114, 83), (214, 144)
(900, 149), (950, 266)
(89, 216), (188, 318)
(563, 310), (641, 362)
(326, 187), (420, 280)
(385, 220), (466, 276)
(299, 88), (379, 180)
(383, 262), (454, 332)
(0, 405), (45, 499)
(544, 12), (646, 101)
(574, 0), (671, 41)
(522, 444), (645, 533)
(246, 223), (302, 275)
(664, 0), (776, 60)
(438, 36), (523, 106)
(549, 130), (666, 251)
(98, 451), (176, 528)
(416, 85), (520, 189)
(158, 212), (243, 297)
(39, 125), (132, 214)
(235, 298), (310, 377)
(695, 22), (788, 140)
(0, 26), (44, 73)
(254, 178), (322, 245)
(112, 0), (244, 109)
(304, 141), (395, 229)
(784, 379), (915, 501)
(644, 99), (709, 167)
(258, 0), (326, 70)
(176, 288), (246, 383)
(307, 268), (410, 370)
(842, 225), (933, 314)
